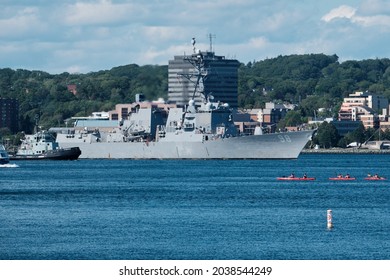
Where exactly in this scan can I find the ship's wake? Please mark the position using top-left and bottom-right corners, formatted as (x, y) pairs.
(0, 163), (19, 168)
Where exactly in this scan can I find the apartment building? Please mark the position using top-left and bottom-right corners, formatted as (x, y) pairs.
(338, 91), (387, 129)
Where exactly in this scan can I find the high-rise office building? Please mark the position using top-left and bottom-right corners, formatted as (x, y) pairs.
(168, 51), (240, 107)
(0, 98), (19, 133)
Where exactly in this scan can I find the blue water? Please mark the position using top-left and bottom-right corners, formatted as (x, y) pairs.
(0, 154), (389, 260)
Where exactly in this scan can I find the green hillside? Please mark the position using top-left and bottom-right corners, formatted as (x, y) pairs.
(1, 54), (390, 137)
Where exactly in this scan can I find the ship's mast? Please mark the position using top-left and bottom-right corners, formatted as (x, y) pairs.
(178, 38), (209, 102)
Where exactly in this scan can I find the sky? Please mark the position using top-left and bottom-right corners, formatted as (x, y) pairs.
(1, 0), (390, 74)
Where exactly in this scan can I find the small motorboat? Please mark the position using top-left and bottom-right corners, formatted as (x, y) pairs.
(277, 177), (316, 181)
(0, 144), (10, 164)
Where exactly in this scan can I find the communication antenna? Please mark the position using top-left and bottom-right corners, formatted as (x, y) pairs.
(192, 37), (196, 54)
(208, 33), (216, 52)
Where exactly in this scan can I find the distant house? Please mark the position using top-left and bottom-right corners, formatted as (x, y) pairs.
(67, 84), (77, 95)
(257, 102), (296, 131)
(232, 109), (261, 135)
(109, 100), (176, 121)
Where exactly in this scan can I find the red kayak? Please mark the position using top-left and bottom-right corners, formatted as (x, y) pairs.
(364, 177), (386, 181)
(277, 177), (316, 181)
(329, 177), (356, 181)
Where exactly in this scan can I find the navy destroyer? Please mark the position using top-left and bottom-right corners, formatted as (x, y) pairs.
(52, 44), (314, 159)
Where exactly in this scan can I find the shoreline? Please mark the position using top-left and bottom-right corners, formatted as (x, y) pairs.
(302, 148), (390, 154)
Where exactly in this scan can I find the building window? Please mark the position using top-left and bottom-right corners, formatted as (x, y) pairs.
(121, 108), (128, 119)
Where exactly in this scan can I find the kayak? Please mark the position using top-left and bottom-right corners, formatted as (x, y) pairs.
(277, 177), (316, 181)
(329, 177), (356, 181)
(364, 177), (386, 180)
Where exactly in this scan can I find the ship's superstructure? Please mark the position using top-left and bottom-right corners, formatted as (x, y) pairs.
(52, 39), (314, 159)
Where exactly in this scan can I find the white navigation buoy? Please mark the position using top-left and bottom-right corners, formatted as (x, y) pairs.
(327, 209), (333, 229)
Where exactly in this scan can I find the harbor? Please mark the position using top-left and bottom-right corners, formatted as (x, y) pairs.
(1, 153), (389, 260)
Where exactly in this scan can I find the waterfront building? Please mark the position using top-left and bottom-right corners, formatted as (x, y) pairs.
(331, 120), (362, 137)
(338, 91), (385, 129)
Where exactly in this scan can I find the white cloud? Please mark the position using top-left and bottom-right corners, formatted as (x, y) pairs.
(322, 3), (390, 28)
(359, 0), (390, 15)
(65, 65), (84, 74)
(352, 14), (390, 27)
(261, 12), (292, 32)
(1, 1), (390, 73)
(62, 0), (146, 26)
(142, 26), (187, 43)
(247, 37), (269, 49)
(0, 7), (46, 38)
(0, 43), (24, 54)
(321, 5), (357, 22)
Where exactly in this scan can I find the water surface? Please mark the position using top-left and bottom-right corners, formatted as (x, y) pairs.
(1, 154), (389, 259)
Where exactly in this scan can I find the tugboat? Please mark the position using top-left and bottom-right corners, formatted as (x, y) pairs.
(0, 144), (10, 164)
(10, 130), (81, 160)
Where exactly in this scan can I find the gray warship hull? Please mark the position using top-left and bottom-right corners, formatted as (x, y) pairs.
(57, 130), (313, 159)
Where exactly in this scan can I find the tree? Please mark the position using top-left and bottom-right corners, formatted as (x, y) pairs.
(380, 128), (390, 140)
(2, 55), (390, 135)
(284, 111), (302, 126)
(350, 123), (366, 143)
(315, 122), (339, 148)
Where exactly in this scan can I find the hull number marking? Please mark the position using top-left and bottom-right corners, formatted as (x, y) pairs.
(278, 135), (292, 143)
